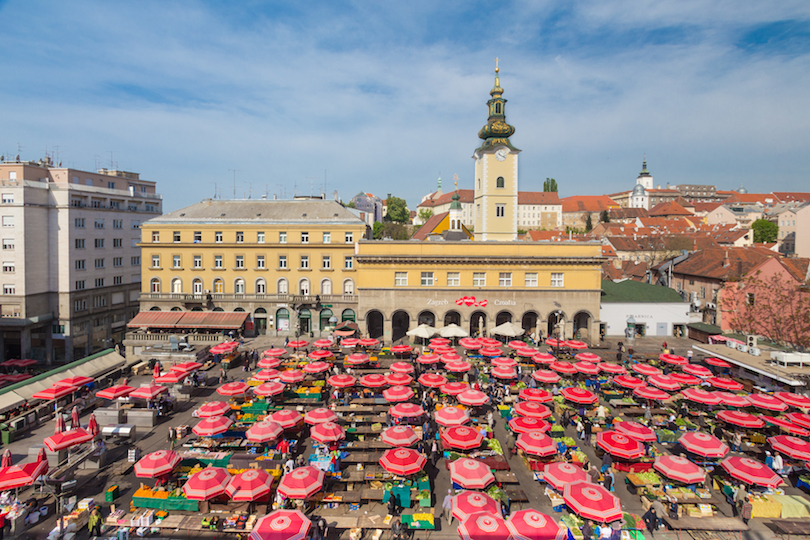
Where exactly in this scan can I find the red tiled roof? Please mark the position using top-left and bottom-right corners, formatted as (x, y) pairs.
(412, 212), (449, 240)
(517, 192), (561, 205)
(773, 192), (810, 204)
(418, 190), (474, 208)
(672, 247), (782, 281)
(609, 208), (649, 220)
(691, 202), (723, 213)
(418, 190), (562, 208)
(723, 193), (774, 205)
(649, 200), (693, 217)
(561, 195), (619, 213)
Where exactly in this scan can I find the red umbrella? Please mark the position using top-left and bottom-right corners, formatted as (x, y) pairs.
(449, 458), (495, 489)
(762, 416), (810, 436)
(44, 428), (93, 451)
(430, 337), (451, 346)
(184, 467), (230, 500)
(565, 340), (588, 350)
(574, 362), (600, 375)
(721, 456), (781, 487)
(447, 361), (473, 373)
(480, 337), (501, 347)
(707, 377), (743, 391)
(713, 392), (750, 408)
(341, 338), (360, 348)
(532, 370), (560, 384)
(8, 358), (36, 368)
(533, 353), (556, 365)
(312, 339), (332, 348)
(597, 430), (644, 459)
(544, 462), (589, 491)
(417, 354), (441, 365)
(380, 448), (426, 476)
(391, 345), (412, 355)
(507, 340), (526, 349)
(518, 388), (552, 403)
(491, 366), (517, 379)
(787, 412), (810, 429)
(563, 481), (622, 522)
(255, 369), (282, 381)
(287, 339), (308, 349)
(271, 410), (303, 429)
(327, 374), (356, 388)
(217, 382), (249, 396)
(769, 435), (810, 461)
(459, 338), (482, 349)
(279, 370), (305, 384)
(748, 394), (788, 412)
(452, 491), (499, 522)
(492, 357), (518, 368)
(435, 406), (470, 426)
(613, 375), (646, 389)
(346, 353), (369, 365)
(226, 468), (274, 501)
(775, 392), (810, 409)
(4, 374), (30, 383)
(706, 357), (731, 368)
(384, 372), (413, 386)
(0, 461), (48, 491)
(383, 385), (415, 402)
(654, 455), (705, 484)
(390, 403), (425, 418)
(561, 387), (598, 405)
(358, 374), (387, 388)
(135, 450), (182, 478)
(575, 352), (601, 363)
(670, 373), (701, 385)
(508, 417), (551, 434)
(246, 420), (284, 443)
(458, 513), (510, 540)
(278, 466), (325, 499)
(516, 348), (539, 357)
(390, 362), (415, 374)
(0, 449), (10, 468)
(171, 361), (204, 374)
(681, 387), (722, 405)
(514, 402), (552, 419)
(480, 347), (502, 357)
(647, 375), (681, 392)
(631, 364), (662, 376)
(303, 361), (330, 374)
(155, 372), (185, 384)
(55, 376), (94, 388)
(633, 386), (670, 401)
(54, 414), (65, 434)
(442, 426), (484, 450)
(307, 350), (332, 362)
(358, 338), (379, 348)
(263, 348), (287, 357)
(258, 357), (282, 369)
(599, 363), (626, 374)
(615, 421), (656, 442)
(683, 364), (713, 377)
(717, 410), (765, 428)
(249, 510), (311, 540)
(441, 382), (470, 395)
(659, 353), (688, 366)
(254, 381), (286, 397)
(96, 385), (135, 400)
(193, 416), (233, 437)
(458, 389), (490, 406)
(418, 373), (448, 388)
(549, 361), (576, 374)
(304, 408), (337, 425)
(507, 510), (568, 540)
(437, 349), (458, 358)
(311, 421), (345, 443)
(33, 385), (75, 401)
(679, 432), (729, 458)
(517, 431), (556, 456)
(381, 426), (419, 447)
(196, 401), (231, 418)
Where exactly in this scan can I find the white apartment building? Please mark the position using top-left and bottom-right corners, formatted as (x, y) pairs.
(416, 189), (562, 230)
(0, 157), (161, 362)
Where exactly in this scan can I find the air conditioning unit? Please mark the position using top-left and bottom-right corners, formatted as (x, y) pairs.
(750, 347), (761, 356)
(726, 340), (737, 349)
(706, 302), (716, 310)
(747, 335), (758, 348)
(737, 343), (748, 353)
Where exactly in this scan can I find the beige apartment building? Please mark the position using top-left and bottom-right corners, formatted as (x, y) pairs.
(0, 157), (161, 362)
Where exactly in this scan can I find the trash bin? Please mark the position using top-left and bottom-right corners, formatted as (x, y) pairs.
(0, 426), (14, 445)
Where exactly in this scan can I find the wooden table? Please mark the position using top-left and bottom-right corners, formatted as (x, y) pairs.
(770, 519), (810, 540)
(361, 488), (385, 500)
(320, 491), (361, 503)
(344, 440), (391, 450)
(621, 407), (671, 416)
(342, 452), (383, 463)
(337, 414), (386, 424)
(333, 406), (389, 413)
(346, 426), (385, 435)
(495, 471), (519, 484)
(661, 515), (747, 540)
(349, 398), (388, 405)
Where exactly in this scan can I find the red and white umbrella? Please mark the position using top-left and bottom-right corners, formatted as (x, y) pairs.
(459, 338), (482, 350)
(381, 426), (419, 447)
(33, 385), (75, 401)
(707, 377), (743, 391)
(544, 462), (589, 491)
(358, 338), (380, 348)
(210, 341), (239, 354)
(302, 361), (330, 374)
(358, 374), (387, 388)
(762, 416), (810, 436)
(391, 344), (412, 355)
(490, 366), (517, 379)
(262, 348), (287, 357)
(705, 357), (731, 368)
(518, 388), (552, 403)
(346, 353), (369, 365)
(458, 513), (510, 540)
(217, 382), (249, 396)
(171, 361), (203, 374)
(442, 426), (484, 450)
(271, 409), (304, 429)
(196, 401), (231, 418)
(480, 347), (502, 357)
(597, 430), (644, 459)
(492, 357), (518, 368)
(574, 362), (600, 375)
(717, 410), (765, 428)
(380, 448), (426, 476)
(508, 340), (527, 349)
(647, 374), (681, 392)
(615, 421), (656, 442)
(255, 369), (282, 382)
(44, 428), (93, 451)
(226, 468), (274, 501)
(304, 408), (338, 425)
(654, 455), (705, 484)
(670, 373), (701, 385)
(312, 339), (332, 348)
(479, 337), (501, 347)
(279, 370), (305, 384)
(549, 361), (576, 374)
(679, 432), (729, 458)
(341, 338), (360, 348)
(769, 435), (810, 461)
(417, 354), (441, 365)
(435, 406), (470, 426)
(390, 362), (415, 374)
(418, 373), (448, 388)
(508, 417), (551, 434)
(382, 372), (412, 386)
(311, 421), (345, 443)
(278, 466), (325, 499)
(575, 352), (602, 363)
(748, 393), (788, 412)
(563, 481), (622, 522)
(507, 510), (568, 540)
(659, 353), (688, 366)
(721, 456), (781, 487)
(249, 510), (310, 540)
(71, 406), (80, 430)
(0, 461), (48, 491)
(613, 375), (646, 389)
(713, 392), (750, 408)
(254, 381), (286, 397)
(775, 392), (810, 409)
(634, 386), (671, 400)
(516, 430), (556, 456)
(532, 370), (560, 384)
(287, 339), (308, 349)
(561, 387), (598, 405)
(55, 376), (94, 388)
(155, 371), (185, 384)
(183, 467), (230, 500)
(246, 420), (284, 443)
(135, 450), (182, 478)
(787, 412), (810, 429)
(533, 353), (556, 365)
(449, 458), (495, 489)
(193, 416), (233, 436)
(452, 491), (499, 522)
(458, 389), (490, 406)
(599, 363), (626, 375)
(565, 340), (588, 350)
(516, 348), (539, 357)
(446, 361), (473, 373)
(96, 385), (134, 400)
(439, 350), (460, 359)
(258, 357), (282, 369)
(683, 364), (713, 377)
(383, 385), (415, 402)
(390, 403), (425, 418)
(631, 364), (662, 376)
(441, 382), (469, 395)
(681, 387), (722, 405)
(514, 402), (552, 419)
(327, 374), (356, 388)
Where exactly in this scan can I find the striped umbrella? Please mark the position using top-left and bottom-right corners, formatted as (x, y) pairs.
(183, 467), (230, 500)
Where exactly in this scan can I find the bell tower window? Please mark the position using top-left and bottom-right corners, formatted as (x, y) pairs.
(495, 103), (502, 114)
(496, 177), (505, 189)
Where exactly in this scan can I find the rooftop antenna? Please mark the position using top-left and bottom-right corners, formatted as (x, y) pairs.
(277, 184), (285, 199)
(16, 143), (23, 159)
(293, 180), (297, 198)
(324, 169), (327, 196)
(213, 182), (218, 199)
(94, 154), (101, 171)
(109, 151), (114, 169)
(248, 182), (252, 199)
(308, 177), (316, 197)
(228, 169), (237, 199)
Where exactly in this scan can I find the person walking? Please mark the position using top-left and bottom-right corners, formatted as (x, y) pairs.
(168, 426), (176, 450)
(442, 490), (453, 525)
(88, 506), (102, 537)
(583, 419), (593, 446)
(581, 520), (594, 540)
(734, 484), (747, 516)
(741, 496), (753, 525)
(642, 508), (657, 536)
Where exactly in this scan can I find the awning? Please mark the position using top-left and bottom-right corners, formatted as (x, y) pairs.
(189, 312), (249, 329)
(127, 311), (249, 330)
(299, 309), (311, 320)
(127, 311), (185, 328)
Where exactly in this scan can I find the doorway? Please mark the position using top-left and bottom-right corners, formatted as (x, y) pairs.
(367, 310), (384, 339)
(392, 311), (410, 343)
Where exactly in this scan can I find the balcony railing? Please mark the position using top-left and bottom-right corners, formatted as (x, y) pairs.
(139, 293), (358, 303)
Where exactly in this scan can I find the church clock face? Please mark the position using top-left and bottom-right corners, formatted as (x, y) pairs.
(495, 149), (507, 161)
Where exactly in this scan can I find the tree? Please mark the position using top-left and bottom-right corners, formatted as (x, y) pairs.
(543, 178), (558, 192)
(345, 201), (356, 209)
(752, 219), (778, 243)
(584, 213), (593, 232)
(385, 196), (409, 223)
(372, 222), (384, 239)
(417, 208), (434, 223)
(372, 222), (409, 240)
(600, 210), (610, 223)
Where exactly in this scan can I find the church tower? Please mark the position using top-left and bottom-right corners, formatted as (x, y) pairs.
(473, 59), (520, 241)
(636, 158), (653, 190)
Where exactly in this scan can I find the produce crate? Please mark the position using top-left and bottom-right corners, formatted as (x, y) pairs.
(106, 485), (119, 502)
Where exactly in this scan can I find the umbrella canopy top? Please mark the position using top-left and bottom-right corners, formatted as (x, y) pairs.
(196, 401), (232, 418)
(681, 387), (722, 405)
(457, 513), (510, 540)
(713, 392), (750, 408)
(249, 510), (311, 540)
(508, 417), (551, 434)
(514, 401), (552, 419)
(507, 510), (568, 540)
(717, 410), (765, 428)
(769, 435), (810, 461)
(633, 386), (671, 401)
(613, 375), (646, 389)
(631, 364), (662, 376)
(678, 431), (729, 458)
(599, 362), (626, 374)
(654, 455), (705, 484)
(761, 416), (810, 436)
(434, 405), (470, 426)
(543, 462), (590, 491)
(563, 481), (622, 523)
(561, 387), (598, 404)
(748, 393), (788, 412)
(615, 421), (657, 443)
(775, 392), (810, 409)
(659, 353), (688, 365)
(532, 370), (561, 383)
(380, 426), (419, 447)
(451, 491), (499, 523)
(449, 458), (496, 489)
(721, 456), (781, 488)
(683, 364), (713, 377)
(96, 385), (135, 400)
(327, 374), (356, 388)
(596, 430), (645, 459)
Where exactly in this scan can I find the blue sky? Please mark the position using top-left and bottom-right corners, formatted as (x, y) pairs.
(1, 0), (809, 211)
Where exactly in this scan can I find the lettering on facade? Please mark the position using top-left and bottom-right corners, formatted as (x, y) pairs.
(427, 299), (449, 306)
(493, 300), (516, 306)
(626, 314), (653, 319)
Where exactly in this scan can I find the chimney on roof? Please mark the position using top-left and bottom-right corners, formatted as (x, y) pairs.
(723, 250), (730, 268)
(613, 258), (622, 269)
(334, 190), (338, 202)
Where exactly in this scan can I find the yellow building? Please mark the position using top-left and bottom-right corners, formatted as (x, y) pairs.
(138, 198), (367, 335)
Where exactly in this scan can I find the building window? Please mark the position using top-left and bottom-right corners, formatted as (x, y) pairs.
(300, 256), (309, 269)
(235, 255), (244, 268)
(525, 272), (538, 287)
(151, 231), (159, 242)
(256, 278), (266, 294)
(499, 272), (512, 287)
(235, 231), (244, 243)
(344, 256), (353, 269)
(2, 284), (14, 295)
(113, 275), (122, 285)
(193, 255), (202, 268)
(747, 293), (755, 306)
(113, 238), (123, 248)
(1, 194), (13, 204)
(151, 255), (160, 268)
(75, 280), (85, 290)
(323, 232), (331, 244)
(279, 232), (287, 244)
(131, 256), (140, 266)
(257, 255), (265, 269)
(234, 278), (245, 294)
(213, 278), (224, 293)
(173, 255), (181, 268)
(173, 231), (181, 242)
(299, 279), (310, 295)
(257, 231), (265, 243)
(113, 219), (123, 229)
(301, 232), (309, 244)
(95, 219), (104, 229)
(321, 278), (332, 295)
(277, 278), (288, 294)
(74, 299), (87, 312)
(345, 232), (353, 243)
(395, 272), (408, 286)
(421, 272), (434, 286)
(447, 272), (460, 286)
(700, 286), (706, 299)
(94, 258), (105, 268)
(113, 257), (123, 267)
(75, 259), (85, 270)
(75, 239), (85, 249)
(322, 256), (331, 269)
(150, 278), (161, 293)
(473, 272), (486, 287)
(95, 278), (105, 287)
(1, 239), (11, 251)
(215, 231), (223, 243)
(343, 279), (354, 295)
(496, 204), (505, 217)
(95, 238), (104, 248)
(551, 272), (564, 287)
(279, 255), (287, 269)
(131, 220), (140, 229)
(192, 278), (203, 294)
(496, 176), (505, 188)
(214, 255), (223, 268)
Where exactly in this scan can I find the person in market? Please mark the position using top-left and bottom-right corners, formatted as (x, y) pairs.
(601, 451), (613, 473)
(773, 452), (784, 475)
(587, 462), (601, 483)
(734, 484), (748, 516)
(581, 520), (594, 540)
(741, 495), (753, 525)
(313, 516), (328, 540)
(651, 499), (666, 530)
(642, 507), (657, 536)
(168, 426), (176, 450)
(284, 456), (295, 475)
(88, 506), (103, 537)
(603, 467), (615, 492)
(442, 490), (453, 525)
(732, 431), (742, 452)
(583, 418), (593, 446)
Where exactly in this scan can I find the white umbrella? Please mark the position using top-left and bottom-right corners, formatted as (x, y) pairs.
(439, 324), (468, 338)
(490, 322), (525, 337)
(406, 324), (438, 339)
